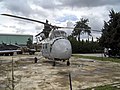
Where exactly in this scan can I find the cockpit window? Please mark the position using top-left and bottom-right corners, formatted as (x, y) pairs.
(50, 30), (67, 39)
(60, 31), (67, 37)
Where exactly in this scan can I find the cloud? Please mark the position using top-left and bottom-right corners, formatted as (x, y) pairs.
(59, 0), (120, 8)
(2, 0), (32, 16)
(56, 14), (78, 22)
(26, 0), (120, 10)
(32, 0), (62, 10)
(0, 0), (120, 41)
(0, 0), (3, 2)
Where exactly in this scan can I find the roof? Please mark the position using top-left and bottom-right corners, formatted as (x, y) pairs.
(0, 33), (33, 36)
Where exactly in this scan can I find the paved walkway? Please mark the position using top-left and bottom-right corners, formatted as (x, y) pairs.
(78, 53), (104, 57)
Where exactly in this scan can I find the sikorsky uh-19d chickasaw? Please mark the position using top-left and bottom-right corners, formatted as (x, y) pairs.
(1, 14), (73, 66)
(1, 14), (100, 66)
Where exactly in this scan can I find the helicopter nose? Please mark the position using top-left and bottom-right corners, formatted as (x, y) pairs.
(51, 38), (72, 59)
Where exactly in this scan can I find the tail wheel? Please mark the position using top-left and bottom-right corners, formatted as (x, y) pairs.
(67, 60), (70, 66)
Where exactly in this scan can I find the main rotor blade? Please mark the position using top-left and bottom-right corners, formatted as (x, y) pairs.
(1, 14), (102, 32)
(1, 14), (50, 25)
(58, 26), (101, 32)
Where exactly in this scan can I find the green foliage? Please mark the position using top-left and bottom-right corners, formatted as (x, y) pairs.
(99, 9), (120, 50)
(68, 35), (103, 53)
(27, 38), (33, 48)
(68, 18), (103, 54)
(72, 18), (91, 42)
(84, 84), (120, 90)
(73, 55), (120, 63)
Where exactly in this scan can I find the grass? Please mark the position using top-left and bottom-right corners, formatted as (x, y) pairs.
(73, 54), (120, 63)
(73, 54), (120, 90)
(84, 84), (120, 90)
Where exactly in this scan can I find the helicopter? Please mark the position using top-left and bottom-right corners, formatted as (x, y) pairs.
(1, 14), (73, 66)
(1, 14), (101, 66)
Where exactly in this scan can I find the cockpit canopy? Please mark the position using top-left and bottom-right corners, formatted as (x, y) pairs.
(49, 30), (67, 39)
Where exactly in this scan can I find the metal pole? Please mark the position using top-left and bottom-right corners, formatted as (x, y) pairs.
(69, 72), (72, 90)
(12, 57), (14, 90)
(101, 53), (103, 61)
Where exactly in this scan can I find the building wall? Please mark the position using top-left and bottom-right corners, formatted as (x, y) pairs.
(0, 34), (33, 45)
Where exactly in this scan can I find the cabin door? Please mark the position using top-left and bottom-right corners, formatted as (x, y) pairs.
(42, 43), (50, 58)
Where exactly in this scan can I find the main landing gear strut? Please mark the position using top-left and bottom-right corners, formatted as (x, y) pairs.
(67, 60), (70, 66)
(53, 59), (56, 66)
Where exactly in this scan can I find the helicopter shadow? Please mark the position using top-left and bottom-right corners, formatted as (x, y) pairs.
(42, 60), (68, 67)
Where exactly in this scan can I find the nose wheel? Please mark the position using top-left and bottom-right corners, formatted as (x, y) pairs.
(67, 60), (70, 66)
(52, 59), (70, 66)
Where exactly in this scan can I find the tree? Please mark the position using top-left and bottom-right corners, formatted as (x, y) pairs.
(68, 35), (103, 53)
(72, 18), (91, 42)
(99, 9), (120, 50)
(68, 35), (80, 53)
(27, 38), (33, 48)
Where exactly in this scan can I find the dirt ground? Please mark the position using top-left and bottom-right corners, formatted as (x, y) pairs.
(0, 53), (120, 90)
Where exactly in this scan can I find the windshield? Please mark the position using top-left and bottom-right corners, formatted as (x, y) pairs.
(50, 30), (67, 39)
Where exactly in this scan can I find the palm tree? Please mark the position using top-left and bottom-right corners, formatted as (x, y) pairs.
(72, 18), (91, 42)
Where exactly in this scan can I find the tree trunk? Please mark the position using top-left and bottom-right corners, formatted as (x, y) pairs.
(78, 34), (80, 42)
(88, 35), (89, 42)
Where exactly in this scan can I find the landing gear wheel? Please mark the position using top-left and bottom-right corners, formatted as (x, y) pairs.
(53, 61), (56, 66)
(67, 60), (70, 66)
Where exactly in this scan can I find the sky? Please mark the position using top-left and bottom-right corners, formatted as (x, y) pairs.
(0, 0), (120, 41)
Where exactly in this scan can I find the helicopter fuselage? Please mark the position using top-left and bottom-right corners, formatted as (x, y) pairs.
(41, 36), (72, 60)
